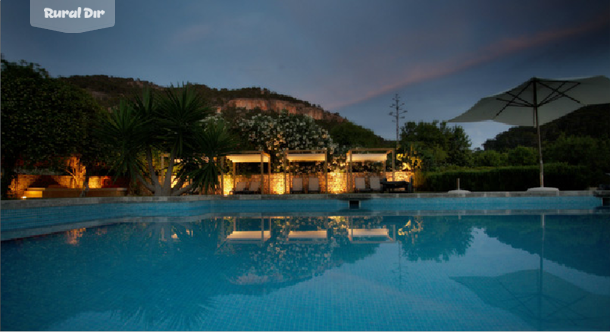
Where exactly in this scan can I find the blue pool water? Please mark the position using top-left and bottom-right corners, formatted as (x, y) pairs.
(2, 197), (610, 330)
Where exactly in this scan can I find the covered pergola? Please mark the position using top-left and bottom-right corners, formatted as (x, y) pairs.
(346, 148), (395, 192)
(224, 151), (271, 194)
(283, 149), (328, 194)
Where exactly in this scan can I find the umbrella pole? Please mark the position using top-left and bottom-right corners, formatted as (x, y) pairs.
(533, 80), (544, 188)
(536, 113), (544, 188)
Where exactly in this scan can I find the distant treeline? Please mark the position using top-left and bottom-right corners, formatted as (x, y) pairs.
(60, 75), (324, 110)
(483, 104), (610, 151)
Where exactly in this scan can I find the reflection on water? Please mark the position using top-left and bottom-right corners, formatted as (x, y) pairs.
(2, 214), (609, 331)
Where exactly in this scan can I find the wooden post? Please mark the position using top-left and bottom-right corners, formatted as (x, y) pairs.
(391, 149), (395, 181)
(260, 152), (264, 194)
(324, 148), (328, 194)
(348, 151), (353, 193)
(220, 157), (224, 196)
(232, 162), (236, 194)
(283, 150), (287, 195)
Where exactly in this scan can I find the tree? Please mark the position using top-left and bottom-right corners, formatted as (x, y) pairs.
(507, 146), (537, 166)
(96, 86), (228, 196)
(472, 150), (507, 167)
(388, 94), (407, 149)
(447, 126), (472, 167)
(178, 118), (236, 194)
(234, 111), (336, 172)
(1, 58), (103, 198)
(329, 121), (382, 148)
(482, 104), (610, 151)
(399, 121), (471, 171)
(545, 135), (610, 185)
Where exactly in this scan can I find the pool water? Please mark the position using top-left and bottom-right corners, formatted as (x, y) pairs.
(2, 212), (610, 330)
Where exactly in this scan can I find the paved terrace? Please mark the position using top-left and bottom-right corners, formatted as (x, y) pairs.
(2, 190), (607, 209)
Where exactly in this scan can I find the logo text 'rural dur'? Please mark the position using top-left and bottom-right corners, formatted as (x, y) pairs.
(30, 0), (115, 33)
(44, 7), (105, 19)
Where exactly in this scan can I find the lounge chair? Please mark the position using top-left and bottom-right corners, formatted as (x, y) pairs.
(291, 177), (304, 194)
(246, 181), (261, 194)
(232, 181), (248, 194)
(308, 177), (320, 193)
(369, 176), (382, 192)
(380, 177), (413, 193)
(355, 177), (371, 193)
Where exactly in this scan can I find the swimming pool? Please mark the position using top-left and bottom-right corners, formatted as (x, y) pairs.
(2, 194), (609, 330)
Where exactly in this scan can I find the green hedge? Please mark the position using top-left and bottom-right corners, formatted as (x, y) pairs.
(422, 163), (589, 191)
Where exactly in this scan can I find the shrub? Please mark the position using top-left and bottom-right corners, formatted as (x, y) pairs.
(235, 111), (336, 172)
(507, 146), (538, 166)
(472, 150), (508, 167)
(422, 163), (589, 192)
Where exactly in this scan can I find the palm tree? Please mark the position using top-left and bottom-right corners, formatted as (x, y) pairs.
(97, 86), (233, 196)
(178, 120), (237, 195)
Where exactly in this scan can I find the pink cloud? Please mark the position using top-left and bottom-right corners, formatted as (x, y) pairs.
(327, 14), (610, 110)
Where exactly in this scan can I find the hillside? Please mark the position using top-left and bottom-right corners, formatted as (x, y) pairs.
(60, 75), (345, 122)
(482, 103), (610, 151)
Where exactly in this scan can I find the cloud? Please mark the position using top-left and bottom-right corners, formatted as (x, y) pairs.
(325, 13), (610, 111)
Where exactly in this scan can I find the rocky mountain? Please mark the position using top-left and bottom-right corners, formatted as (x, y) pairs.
(222, 98), (341, 122)
(61, 75), (345, 123)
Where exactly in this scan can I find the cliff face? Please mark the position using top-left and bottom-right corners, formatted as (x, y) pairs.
(221, 98), (344, 122)
(62, 75), (346, 123)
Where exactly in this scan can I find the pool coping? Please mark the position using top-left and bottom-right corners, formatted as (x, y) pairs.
(1, 190), (603, 210)
(2, 191), (607, 242)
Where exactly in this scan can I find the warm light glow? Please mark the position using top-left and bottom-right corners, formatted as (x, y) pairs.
(23, 190), (43, 198)
(393, 171), (412, 182)
(88, 177), (103, 189)
(327, 172), (347, 194)
(226, 154), (270, 163)
(65, 228), (86, 245)
(286, 153), (326, 162)
(218, 171), (412, 195)
(223, 175), (234, 196)
(271, 174), (286, 195)
(170, 175), (180, 187)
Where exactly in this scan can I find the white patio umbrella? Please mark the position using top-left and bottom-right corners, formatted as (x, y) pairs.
(449, 76), (610, 190)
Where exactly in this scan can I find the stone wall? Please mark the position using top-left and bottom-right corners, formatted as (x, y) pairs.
(220, 171), (412, 195)
(9, 175), (130, 198)
(10, 172), (412, 198)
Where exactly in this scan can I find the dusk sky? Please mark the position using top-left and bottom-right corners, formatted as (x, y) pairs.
(3, 0), (609, 148)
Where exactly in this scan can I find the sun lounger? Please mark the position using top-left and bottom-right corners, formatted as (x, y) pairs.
(291, 177), (304, 194)
(232, 181), (248, 194)
(355, 177), (372, 193)
(369, 176), (382, 192)
(245, 181), (261, 194)
(308, 177), (320, 193)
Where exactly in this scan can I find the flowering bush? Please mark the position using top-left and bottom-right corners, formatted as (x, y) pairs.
(235, 111), (337, 172)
